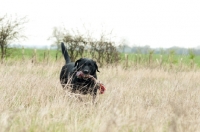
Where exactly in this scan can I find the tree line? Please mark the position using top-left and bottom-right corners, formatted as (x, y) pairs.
(118, 44), (200, 55)
(0, 15), (27, 62)
(0, 15), (120, 65)
(49, 27), (120, 67)
(1, 15), (199, 67)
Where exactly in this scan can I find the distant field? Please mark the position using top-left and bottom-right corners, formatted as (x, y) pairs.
(7, 48), (63, 61)
(3, 48), (200, 68)
(0, 61), (200, 131)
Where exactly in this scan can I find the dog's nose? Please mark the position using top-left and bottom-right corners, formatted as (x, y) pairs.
(83, 70), (89, 74)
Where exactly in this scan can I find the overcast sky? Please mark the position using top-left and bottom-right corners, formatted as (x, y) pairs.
(1, 0), (200, 48)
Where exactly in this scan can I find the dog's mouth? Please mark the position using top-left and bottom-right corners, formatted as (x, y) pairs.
(76, 71), (91, 80)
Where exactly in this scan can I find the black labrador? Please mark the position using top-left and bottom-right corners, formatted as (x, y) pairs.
(60, 42), (100, 101)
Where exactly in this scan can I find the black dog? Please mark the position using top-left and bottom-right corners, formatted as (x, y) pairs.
(60, 42), (100, 101)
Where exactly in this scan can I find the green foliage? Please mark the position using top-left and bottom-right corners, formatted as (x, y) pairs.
(188, 49), (195, 60)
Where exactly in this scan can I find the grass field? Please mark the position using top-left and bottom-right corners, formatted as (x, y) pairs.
(6, 48), (63, 62)
(3, 48), (200, 68)
(0, 60), (200, 132)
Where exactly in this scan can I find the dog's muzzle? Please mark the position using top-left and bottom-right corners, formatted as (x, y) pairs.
(76, 71), (106, 94)
(76, 71), (90, 80)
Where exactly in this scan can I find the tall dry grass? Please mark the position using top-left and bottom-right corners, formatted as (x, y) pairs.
(0, 61), (200, 132)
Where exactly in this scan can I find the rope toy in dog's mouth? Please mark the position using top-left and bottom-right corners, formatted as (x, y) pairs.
(76, 71), (90, 80)
(76, 71), (106, 94)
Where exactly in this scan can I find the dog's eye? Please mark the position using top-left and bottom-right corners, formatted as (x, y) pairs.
(88, 63), (91, 66)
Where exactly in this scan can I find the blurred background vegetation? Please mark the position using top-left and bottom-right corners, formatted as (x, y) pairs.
(1, 15), (200, 69)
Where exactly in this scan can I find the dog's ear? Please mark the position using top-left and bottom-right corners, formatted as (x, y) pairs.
(75, 58), (82, 68)
(94, 61), (100, 72)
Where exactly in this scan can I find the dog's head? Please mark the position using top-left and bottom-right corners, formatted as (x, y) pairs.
(74, 58), (99, 78)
